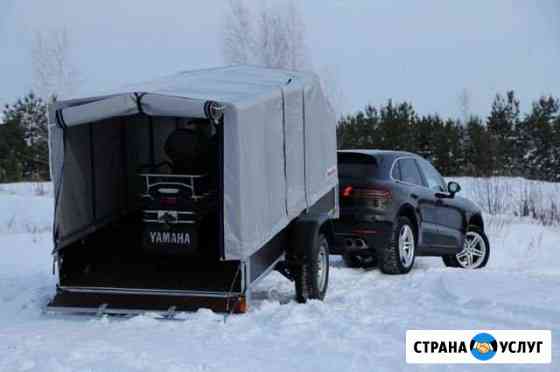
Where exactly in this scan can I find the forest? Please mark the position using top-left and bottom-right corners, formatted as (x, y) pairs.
(338, 91), (560, 181)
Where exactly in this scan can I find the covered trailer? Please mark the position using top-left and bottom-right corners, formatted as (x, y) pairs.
(47, 66), (339, 315)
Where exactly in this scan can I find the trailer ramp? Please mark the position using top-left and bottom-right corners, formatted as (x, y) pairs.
(47, 287), (248, 317)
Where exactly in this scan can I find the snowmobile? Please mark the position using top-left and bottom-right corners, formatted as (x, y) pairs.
(46, 66), (339, 316)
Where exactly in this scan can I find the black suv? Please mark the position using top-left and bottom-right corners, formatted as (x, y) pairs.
(332, 150), (490, 274)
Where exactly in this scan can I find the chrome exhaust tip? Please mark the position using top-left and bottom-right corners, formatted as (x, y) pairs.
(355, 239), (368, 249)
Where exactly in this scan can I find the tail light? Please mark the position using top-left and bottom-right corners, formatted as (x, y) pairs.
(341, 186), (353, 198)
(342, 186), (392, 210)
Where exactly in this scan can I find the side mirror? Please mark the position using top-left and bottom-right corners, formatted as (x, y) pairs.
(447, 181), (461, 197)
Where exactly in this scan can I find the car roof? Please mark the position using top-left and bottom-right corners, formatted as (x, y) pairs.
(337, 149), (427, 180)
(337, 149), (420, 161)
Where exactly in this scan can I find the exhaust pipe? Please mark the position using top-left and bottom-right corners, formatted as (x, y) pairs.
(355, 239), (367, 249)
(344, 238), (368, 251)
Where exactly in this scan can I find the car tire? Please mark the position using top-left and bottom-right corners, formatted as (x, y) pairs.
(378, 216), (416, 274)
(295, 234), (329, 303)
(443, 225), (490, 269)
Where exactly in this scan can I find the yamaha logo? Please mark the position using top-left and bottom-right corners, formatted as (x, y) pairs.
(149, 231), (191, 245)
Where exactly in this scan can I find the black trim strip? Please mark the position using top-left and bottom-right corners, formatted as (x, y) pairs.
(56, 109), (68, 129)
(302, 89), (309, 209)
(120, 117), (129, 212)
(280, 89), (289, 216)
(148, 116), (155, 165)
(89, 123), (97, 220)
(217, 119), (225, 259)
(203, 101), (212, 119)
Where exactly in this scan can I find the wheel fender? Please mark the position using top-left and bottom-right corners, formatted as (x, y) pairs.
(288, 218), (322, 265)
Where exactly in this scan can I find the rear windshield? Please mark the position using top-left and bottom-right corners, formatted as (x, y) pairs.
(337, 153), (380, 179)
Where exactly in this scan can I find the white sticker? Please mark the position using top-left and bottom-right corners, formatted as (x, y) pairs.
(406, 330), (551, 364)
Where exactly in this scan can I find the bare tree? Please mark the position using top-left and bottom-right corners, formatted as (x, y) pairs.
(31, 28), (80, 101)
(458, 87), (471, 124)
(259, 1), (307, 70)
(222, 1), (345, 116)
(222, 0), (256, 65)
(222, 0), (308, 70)
(319, 65), (346, 118)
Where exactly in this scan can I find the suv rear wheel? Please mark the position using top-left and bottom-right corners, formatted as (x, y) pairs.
(378, 216), (416, 274)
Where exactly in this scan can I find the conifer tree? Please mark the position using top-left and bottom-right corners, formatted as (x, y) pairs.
(487, 91), (519, 175)
(0, 93), (50, 181)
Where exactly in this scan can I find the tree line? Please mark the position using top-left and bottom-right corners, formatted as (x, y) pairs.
(337, 91), (560, 181)
(1, 91), (559, 183)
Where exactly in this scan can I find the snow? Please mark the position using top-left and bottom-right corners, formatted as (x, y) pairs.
(0, 183), (53, 234)
(449, 177), (560, 220)
(0, 181), (559, 371)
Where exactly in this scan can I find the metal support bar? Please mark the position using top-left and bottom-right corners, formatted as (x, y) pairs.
(96, 303), (108, 317)
(60, 286), (242, 298)
(164, 306), (177, 319)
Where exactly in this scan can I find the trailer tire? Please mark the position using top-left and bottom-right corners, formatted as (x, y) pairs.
(295, 233), (329, 303)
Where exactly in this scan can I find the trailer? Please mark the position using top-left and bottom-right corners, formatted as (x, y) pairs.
(47, 66), (339, 315)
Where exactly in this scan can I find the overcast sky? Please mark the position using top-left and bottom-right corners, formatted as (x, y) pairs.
(1, 0), (559, 118)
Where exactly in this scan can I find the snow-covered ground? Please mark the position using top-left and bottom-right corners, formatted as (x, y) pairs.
(450, 177), (560, 224)
(0, 181), (558, 371)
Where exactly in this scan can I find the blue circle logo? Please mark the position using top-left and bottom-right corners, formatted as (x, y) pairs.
(470, 333), (497, 361)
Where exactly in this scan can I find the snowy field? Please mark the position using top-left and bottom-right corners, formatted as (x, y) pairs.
(0, 180), (558, 371)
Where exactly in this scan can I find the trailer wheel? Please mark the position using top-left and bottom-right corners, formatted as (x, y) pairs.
(295, 233), (329, 303)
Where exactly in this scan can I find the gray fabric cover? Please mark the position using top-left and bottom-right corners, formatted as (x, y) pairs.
(48, 65), (338, 260)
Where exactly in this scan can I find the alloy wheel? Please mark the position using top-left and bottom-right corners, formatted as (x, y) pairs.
(317, 241), (329, 291)
(456, 231), (487, 269)
(398, 225), (415, 268)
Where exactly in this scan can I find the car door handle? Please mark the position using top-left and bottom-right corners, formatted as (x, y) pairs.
(410, 193), (418, 199)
